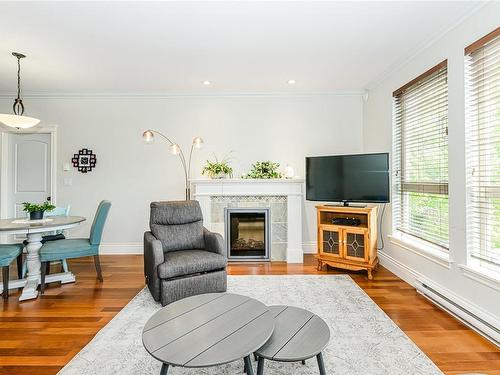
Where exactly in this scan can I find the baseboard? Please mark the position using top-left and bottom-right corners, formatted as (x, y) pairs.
(378, 250), (422, 287)
(379, 250), (500, 347)
(99, 243), (143, 254)
(302, 241), (317, 254)
(416, 277), (500, 346)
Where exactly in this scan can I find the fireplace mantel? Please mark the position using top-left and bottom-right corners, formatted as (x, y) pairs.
(191, 179), (304, 263)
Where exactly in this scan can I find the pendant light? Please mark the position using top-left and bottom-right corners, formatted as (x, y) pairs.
(0, 52), (40, 129)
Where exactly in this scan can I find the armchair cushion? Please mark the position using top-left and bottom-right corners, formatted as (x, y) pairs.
(157, 250), (227, 279)
(150, 200), (203, 225)
(150, 201), (204, 252)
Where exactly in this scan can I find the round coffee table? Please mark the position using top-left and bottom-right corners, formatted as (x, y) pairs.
(254, 305), (330, 375)
(142, 293), (275, 375)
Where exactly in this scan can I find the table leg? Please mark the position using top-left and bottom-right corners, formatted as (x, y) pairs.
(257, 356), (265, 375)
(244, 355), (254, 375)
(19, 233), (42, 301)
(159, 363), (169, 375)
(316, 352), (326, 375)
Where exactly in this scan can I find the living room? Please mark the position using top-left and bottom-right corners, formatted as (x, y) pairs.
(0, 1), (498, 374)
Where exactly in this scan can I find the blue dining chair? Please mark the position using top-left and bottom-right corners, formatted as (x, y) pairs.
(1, 244), (24, 299)
(39, 200), (111, 294)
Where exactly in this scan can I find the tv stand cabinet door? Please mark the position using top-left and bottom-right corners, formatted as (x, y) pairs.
(319, 227), (343, 258)
(343, 227), (369, 262)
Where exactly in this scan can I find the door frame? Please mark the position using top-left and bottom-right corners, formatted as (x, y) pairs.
(0, 125), (58, 219)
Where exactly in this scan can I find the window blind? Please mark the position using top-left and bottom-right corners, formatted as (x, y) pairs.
(465, 28), (500, 271)
(393, 61), (449, 249)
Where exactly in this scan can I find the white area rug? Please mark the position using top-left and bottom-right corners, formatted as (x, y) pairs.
(59, 275), (442, 375)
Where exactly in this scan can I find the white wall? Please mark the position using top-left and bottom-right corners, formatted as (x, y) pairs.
(0, 94), (363, 252)
(363, 2), (500, 318)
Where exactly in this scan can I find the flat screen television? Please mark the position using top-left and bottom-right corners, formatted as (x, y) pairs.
(306, 153), (390, 205)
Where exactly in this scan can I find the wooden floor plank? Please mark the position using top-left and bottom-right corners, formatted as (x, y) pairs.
(0, 254), (498, 374)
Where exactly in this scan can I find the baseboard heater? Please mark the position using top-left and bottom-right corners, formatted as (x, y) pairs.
(415, 278), (500, 347)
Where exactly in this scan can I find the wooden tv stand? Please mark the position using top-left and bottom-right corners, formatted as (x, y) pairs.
(315, 205), (378, 279)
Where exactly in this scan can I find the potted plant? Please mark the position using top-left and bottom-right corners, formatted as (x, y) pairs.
(202, 154), (234, 179)
(22, 201), (56, 220)
(243, 161), (283, 179)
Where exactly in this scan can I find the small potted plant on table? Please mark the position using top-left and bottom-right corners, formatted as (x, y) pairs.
(243, 161), (283, 179)
(202, 154), (234, 179)
(22, 201), (56, 220)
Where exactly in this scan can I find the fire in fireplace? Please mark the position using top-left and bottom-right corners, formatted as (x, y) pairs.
(224, 208), (270, 260)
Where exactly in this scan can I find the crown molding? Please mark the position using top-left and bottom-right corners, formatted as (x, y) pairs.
(364, 1), (489, 91)
(0, 90), (365, 99)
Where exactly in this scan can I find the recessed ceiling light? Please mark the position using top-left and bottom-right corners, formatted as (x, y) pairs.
(203, 80), (211, 86)
(287, 79), (296, 85)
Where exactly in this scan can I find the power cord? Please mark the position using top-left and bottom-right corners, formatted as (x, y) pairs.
(377, 203), (387, 250)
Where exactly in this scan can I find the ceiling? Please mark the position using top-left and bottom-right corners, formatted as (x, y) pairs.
(0, 1), (483, 95)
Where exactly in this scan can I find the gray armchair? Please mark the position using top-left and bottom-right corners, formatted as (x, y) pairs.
(144, 200), (227, 306)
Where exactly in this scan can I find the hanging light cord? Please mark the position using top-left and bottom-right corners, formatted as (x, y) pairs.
(12, 52), (25, 116)
(377, 203), (387, 250)
(16, 56), (21, 100)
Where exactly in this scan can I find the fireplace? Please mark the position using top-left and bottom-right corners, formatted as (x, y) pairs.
(224, 208), (270, 260)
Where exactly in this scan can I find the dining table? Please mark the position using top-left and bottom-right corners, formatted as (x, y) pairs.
(0, 215), (86, 301)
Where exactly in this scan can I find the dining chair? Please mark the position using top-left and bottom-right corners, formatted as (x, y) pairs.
(0, 244), (24, 299)
(39, 200), (111, 294)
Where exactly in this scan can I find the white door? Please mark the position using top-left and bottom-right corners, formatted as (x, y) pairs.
(7, 133), (52, 219)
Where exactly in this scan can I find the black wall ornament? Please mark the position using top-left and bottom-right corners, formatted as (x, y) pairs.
(72, 148), (97, 173)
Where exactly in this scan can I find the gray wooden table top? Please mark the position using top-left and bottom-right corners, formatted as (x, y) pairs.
(0, 215), (86, 233)
(142, 293), (275, 368)
(255, 305), (330, 362)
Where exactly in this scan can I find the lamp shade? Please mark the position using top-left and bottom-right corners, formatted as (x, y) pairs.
(170, 143), (181, 155)
(142, 130), (155, 143)
(0, 114), (40, 129)
(192, 136), (204, 149)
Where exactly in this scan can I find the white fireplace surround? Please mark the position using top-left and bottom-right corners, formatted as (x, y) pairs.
(191, 179), (304, 263)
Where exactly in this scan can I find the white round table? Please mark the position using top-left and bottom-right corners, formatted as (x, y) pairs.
(0, 216), (86, 301)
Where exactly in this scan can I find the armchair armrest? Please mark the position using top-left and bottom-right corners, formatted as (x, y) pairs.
(144, 231), (164, 302)
(204, 228), (226, 257)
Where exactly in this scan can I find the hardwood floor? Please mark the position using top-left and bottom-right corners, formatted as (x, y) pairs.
(0, 254), (498, 374)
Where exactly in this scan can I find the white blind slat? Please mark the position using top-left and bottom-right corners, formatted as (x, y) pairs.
(465, 32), (500, 272)
(393, 64), (449, 249)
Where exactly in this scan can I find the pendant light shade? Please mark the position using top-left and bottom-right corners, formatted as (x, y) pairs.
(0, 52), (40, 129)
(0, 114), (40, 129)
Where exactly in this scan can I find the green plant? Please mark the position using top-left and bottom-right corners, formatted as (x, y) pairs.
(22, 201), (55, 213)
(243, 161), (283, 179)
(202, 154), (233, 178)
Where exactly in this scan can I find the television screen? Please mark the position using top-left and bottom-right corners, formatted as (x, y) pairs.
(306, 153), (390, 203)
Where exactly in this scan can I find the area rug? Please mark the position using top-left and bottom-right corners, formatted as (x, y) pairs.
(59, 275), (442, 375)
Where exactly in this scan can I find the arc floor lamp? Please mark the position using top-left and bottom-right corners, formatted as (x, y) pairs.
(142, 129), (203, 200)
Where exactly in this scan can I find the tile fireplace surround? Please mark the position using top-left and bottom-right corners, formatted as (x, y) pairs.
(191, 179), (304, 263)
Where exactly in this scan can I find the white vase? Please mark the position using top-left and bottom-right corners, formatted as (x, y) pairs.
(212, 172), (227, 179)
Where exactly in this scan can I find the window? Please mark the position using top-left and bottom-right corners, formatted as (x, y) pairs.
(465, 28), (500, 273)
(393, 61), (449, 249)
